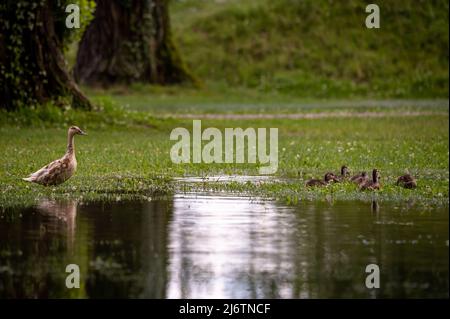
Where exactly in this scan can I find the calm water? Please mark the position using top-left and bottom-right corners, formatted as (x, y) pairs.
(0, 194), (448, 298)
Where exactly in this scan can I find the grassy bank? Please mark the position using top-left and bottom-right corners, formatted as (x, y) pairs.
(170, 0), (449, 98)
(0, 101), (448, 208)
(83, 84), (450, 114)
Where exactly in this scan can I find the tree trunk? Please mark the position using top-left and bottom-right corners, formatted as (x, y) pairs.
(0, 1), (93, 111)
(74, 0), (193, 86)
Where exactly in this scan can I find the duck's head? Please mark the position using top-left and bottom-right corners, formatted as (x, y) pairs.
(69, 126), (87, 136)
(324, 172), (338, 183)
(341, 165), (349, 176)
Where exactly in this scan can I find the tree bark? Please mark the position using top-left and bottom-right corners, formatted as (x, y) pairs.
(74, 0), (193, 86)
(0, 1), (93, 111)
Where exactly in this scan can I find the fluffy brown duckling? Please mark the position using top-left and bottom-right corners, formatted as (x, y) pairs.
(359, 169), (381, 191)
(306, 172), (339, 187)
(351, 171), (369, 185)
(324, 165), (349, 183)
(22, 126), (87, 186)
(337, 165), (350, 182)
(396, 174), (417, 189)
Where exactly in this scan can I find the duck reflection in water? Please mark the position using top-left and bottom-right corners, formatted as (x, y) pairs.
(371, 200), (379, 214)
(36, 199), (77, 253)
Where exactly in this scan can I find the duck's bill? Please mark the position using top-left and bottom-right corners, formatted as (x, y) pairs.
(80, 130), (88, 135)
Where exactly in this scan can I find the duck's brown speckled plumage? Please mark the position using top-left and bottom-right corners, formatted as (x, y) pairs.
(359, 169), (381, 191)
(351, 171), (369, 186)
(23, 126), (86, 186)
(306, 172), (339, 187)
(337, 165), (350, 182)
(396, 174), (417, 189)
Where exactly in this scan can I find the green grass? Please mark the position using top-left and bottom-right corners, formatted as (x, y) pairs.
(82, 83), (450, 114)
(170, 0), (449, 98)
(0, 102), (448, 209)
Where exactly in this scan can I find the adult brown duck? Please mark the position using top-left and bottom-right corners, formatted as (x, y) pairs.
(22, 126), (87, 186)
(359, 169), (381, 191)
(396, 173), (417, 189)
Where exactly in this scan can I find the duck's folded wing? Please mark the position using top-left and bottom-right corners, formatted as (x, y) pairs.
(26, 159), (63, 181)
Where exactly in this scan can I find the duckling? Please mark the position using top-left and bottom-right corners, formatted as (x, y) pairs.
(306, 172), (339, 187)
(351, 171), (369, 185)
(324, 165), (349, 183)
(22, 126), (87, 186)
(337, 165), (350, 182)
(359, 169), (381, 191)
(396, 173), (417, 189)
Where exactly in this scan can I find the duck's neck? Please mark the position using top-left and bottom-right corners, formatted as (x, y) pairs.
(372, 171), (378, 183)
(67, 132), (75, 155)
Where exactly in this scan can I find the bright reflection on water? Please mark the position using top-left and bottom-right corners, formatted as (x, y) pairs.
(168, 195), (294, 299)
(0, 194), (448, 298)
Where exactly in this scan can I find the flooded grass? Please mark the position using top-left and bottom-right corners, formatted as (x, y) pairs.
(0, 109), (448, 209)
